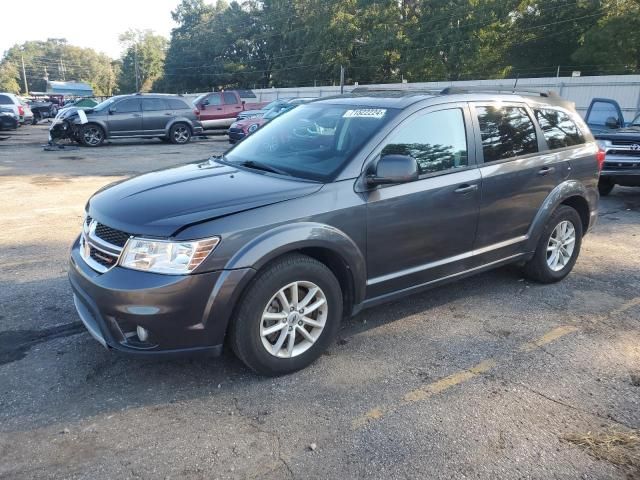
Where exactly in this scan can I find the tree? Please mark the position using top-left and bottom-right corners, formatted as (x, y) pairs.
(572, 0), (640, 74)
(118, 30), (168, 93)
(0, 61), (21, 93)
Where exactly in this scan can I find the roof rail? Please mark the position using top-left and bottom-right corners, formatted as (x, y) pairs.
(350, 86), (441, 95)
(439, 86), (560, 98)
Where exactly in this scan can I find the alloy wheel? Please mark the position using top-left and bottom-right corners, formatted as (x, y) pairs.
(83, 127), (103, 146)
(260, 281), (327, 358)
(173, 126), (190, 143)
(546, 220), (576, 272)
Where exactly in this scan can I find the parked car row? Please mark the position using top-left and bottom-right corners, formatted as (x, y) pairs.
(0, 92), (32, 127)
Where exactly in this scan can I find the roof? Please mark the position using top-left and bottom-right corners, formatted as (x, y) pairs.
(46, 81), (93, 96)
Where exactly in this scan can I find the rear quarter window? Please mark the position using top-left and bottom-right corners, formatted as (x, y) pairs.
(0, 95), (12, 105)
(223, 92), (237, 104)
(534, 108), (585, 149)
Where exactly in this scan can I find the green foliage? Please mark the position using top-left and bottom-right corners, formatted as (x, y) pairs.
(0, 39), (118, 95)
(118, 30), (168, 93)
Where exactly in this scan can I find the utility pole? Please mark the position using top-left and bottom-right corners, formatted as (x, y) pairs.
(21, 55), (29, 94)
(339, 65), (345, 94)
(134, 44), (140, 92)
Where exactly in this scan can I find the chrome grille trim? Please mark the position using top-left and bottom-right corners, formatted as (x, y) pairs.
(79, 218), (129, 273)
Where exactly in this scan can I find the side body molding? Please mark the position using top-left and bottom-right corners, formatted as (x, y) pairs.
(224, 222), (367, 305)
(524, 180), (593, 253)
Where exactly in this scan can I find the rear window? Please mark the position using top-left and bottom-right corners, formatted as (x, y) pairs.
(167, 98), (189, 110)
(0, 95), (12, 105)
(587, 101), (620, 126)
(476, 105), (538, 162)
(534, 108), (585, 149)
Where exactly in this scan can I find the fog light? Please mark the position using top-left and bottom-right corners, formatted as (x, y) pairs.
(136, 326), (149, 342)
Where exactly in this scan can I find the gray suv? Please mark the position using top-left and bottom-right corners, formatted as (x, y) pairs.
(69, 88), (600, 376)
(52, 94), (203, 147)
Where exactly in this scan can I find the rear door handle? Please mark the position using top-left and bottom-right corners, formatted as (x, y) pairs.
(132, 113), (141, 118)
(454, 184), (479, 194)
(538, 166), (556, 176)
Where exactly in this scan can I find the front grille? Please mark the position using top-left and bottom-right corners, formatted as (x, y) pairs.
(611, 140), (640, 146)
(94, 223), (130, 247)
(85, 215), (130, 247)
(608, 149), (640, 158)
(603, 163), (640, 171)
(89, 245), (119, 268)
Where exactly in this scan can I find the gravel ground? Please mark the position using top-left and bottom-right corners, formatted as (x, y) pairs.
(1, 124), (639, 479)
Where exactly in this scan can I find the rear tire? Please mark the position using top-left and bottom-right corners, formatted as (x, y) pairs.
(522, 205), (583, 284)
(169, 123), (191, 144)
(598, 179), (615, 196)
(79, 124), (105, 147)
(32, 112), (41, 125)
(229, 254), (342, 376)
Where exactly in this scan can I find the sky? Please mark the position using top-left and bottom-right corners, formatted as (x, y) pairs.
(0, 0), (203, 59)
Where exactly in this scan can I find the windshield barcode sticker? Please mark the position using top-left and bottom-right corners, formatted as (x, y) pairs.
(343, 109), (386, 119)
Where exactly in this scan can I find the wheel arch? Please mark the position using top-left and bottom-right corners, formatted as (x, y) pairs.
(525, 180), (594, 252)
(224, 222), (366, 313)
(165, 118), (193, 135)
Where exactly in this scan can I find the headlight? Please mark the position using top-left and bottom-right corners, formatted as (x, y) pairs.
(120, 237), (220, 274)
(596, 139), (611, 150)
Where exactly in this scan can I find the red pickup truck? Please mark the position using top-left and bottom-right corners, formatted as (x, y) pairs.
(193, 90), (267, 130)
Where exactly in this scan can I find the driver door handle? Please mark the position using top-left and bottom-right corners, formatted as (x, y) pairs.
(454, 184), (478, 194)
(538, 166), (556, 176)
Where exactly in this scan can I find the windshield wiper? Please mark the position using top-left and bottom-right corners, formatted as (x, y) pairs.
(236, 160), (291, 176)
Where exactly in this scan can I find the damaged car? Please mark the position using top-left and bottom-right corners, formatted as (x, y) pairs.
(49, 94), (203, 146)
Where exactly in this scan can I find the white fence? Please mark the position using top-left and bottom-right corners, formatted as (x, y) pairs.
(252, 75), (640, 121)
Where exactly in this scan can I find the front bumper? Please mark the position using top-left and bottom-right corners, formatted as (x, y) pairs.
(227, 128), (246, 143)
(69, 236), (255, 356)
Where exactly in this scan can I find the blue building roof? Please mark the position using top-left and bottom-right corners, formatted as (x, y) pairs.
(46, 81), (93, 96)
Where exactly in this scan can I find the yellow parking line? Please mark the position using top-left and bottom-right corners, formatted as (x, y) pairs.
(520, 326), (578, 352)
(404, 359), (496, 403)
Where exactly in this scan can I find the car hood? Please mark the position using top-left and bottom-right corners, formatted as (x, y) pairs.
(88, 160), (322, 237)
(593, 126), (640, 142)
(235, 118), (267, 129)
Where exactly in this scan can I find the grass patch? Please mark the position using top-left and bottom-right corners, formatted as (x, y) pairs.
(563, 429), (640, 474)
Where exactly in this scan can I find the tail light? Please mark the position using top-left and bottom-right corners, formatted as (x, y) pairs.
(596, 147), (606, 172)
(193, 108), (200, 117)
(18, 105), (24, 116)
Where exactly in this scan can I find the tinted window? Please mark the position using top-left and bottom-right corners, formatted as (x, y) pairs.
(587, 101), (620, 126)
(142, 98), (167, 111)
(206, 94), (222, 106)
(380, 109), (468, 175)
(167, 98), (189, 110)
(223, 92), (237, 105)
(0, 95), (12, 105)
(534, 108), (585, 149)
(114, 98), (140, 113)
(476, 105), (538, 162)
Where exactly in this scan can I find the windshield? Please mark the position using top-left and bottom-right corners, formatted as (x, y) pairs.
(223, 103), (398, 182)
(632, 114), (640, 127)
(93, 97), (117, 111)
(263, 105), (292, 120)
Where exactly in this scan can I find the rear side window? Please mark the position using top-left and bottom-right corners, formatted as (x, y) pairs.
(114, 98), (140, 113)
(223, 92), (237, 104)
(167, 98), (189, 110)
(206, 94), (222, 106)
(476, 105), (538, 162)
(381, 108), (468, 175)
(534, 108), (585, 149)
(142, 98), (167, 111)
(0, 95), (12, 105)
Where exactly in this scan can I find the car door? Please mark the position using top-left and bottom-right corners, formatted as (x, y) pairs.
(141, 98), (170, 134)
(107, 98), (142, 136)
(222, 91), (243, 120)
(198, 93), (224, 128)
(365, 104), (481, 298)
(584, 98), (625, 133)
(470, 102), (569, 264)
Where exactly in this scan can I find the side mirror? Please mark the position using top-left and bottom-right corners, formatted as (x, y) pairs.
(242, 100), (246, 105)
(108, 107), (116, 114)
(367, 154), (419, 186)
(605, 116), (620, 129)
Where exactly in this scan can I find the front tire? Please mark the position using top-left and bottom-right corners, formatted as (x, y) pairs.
(598, 179), (615, 196)
(79, 124), (105, 147)
(169, 123), (191, 144)
(229, 254), (343, 376)
(522, 205), (583, 283)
